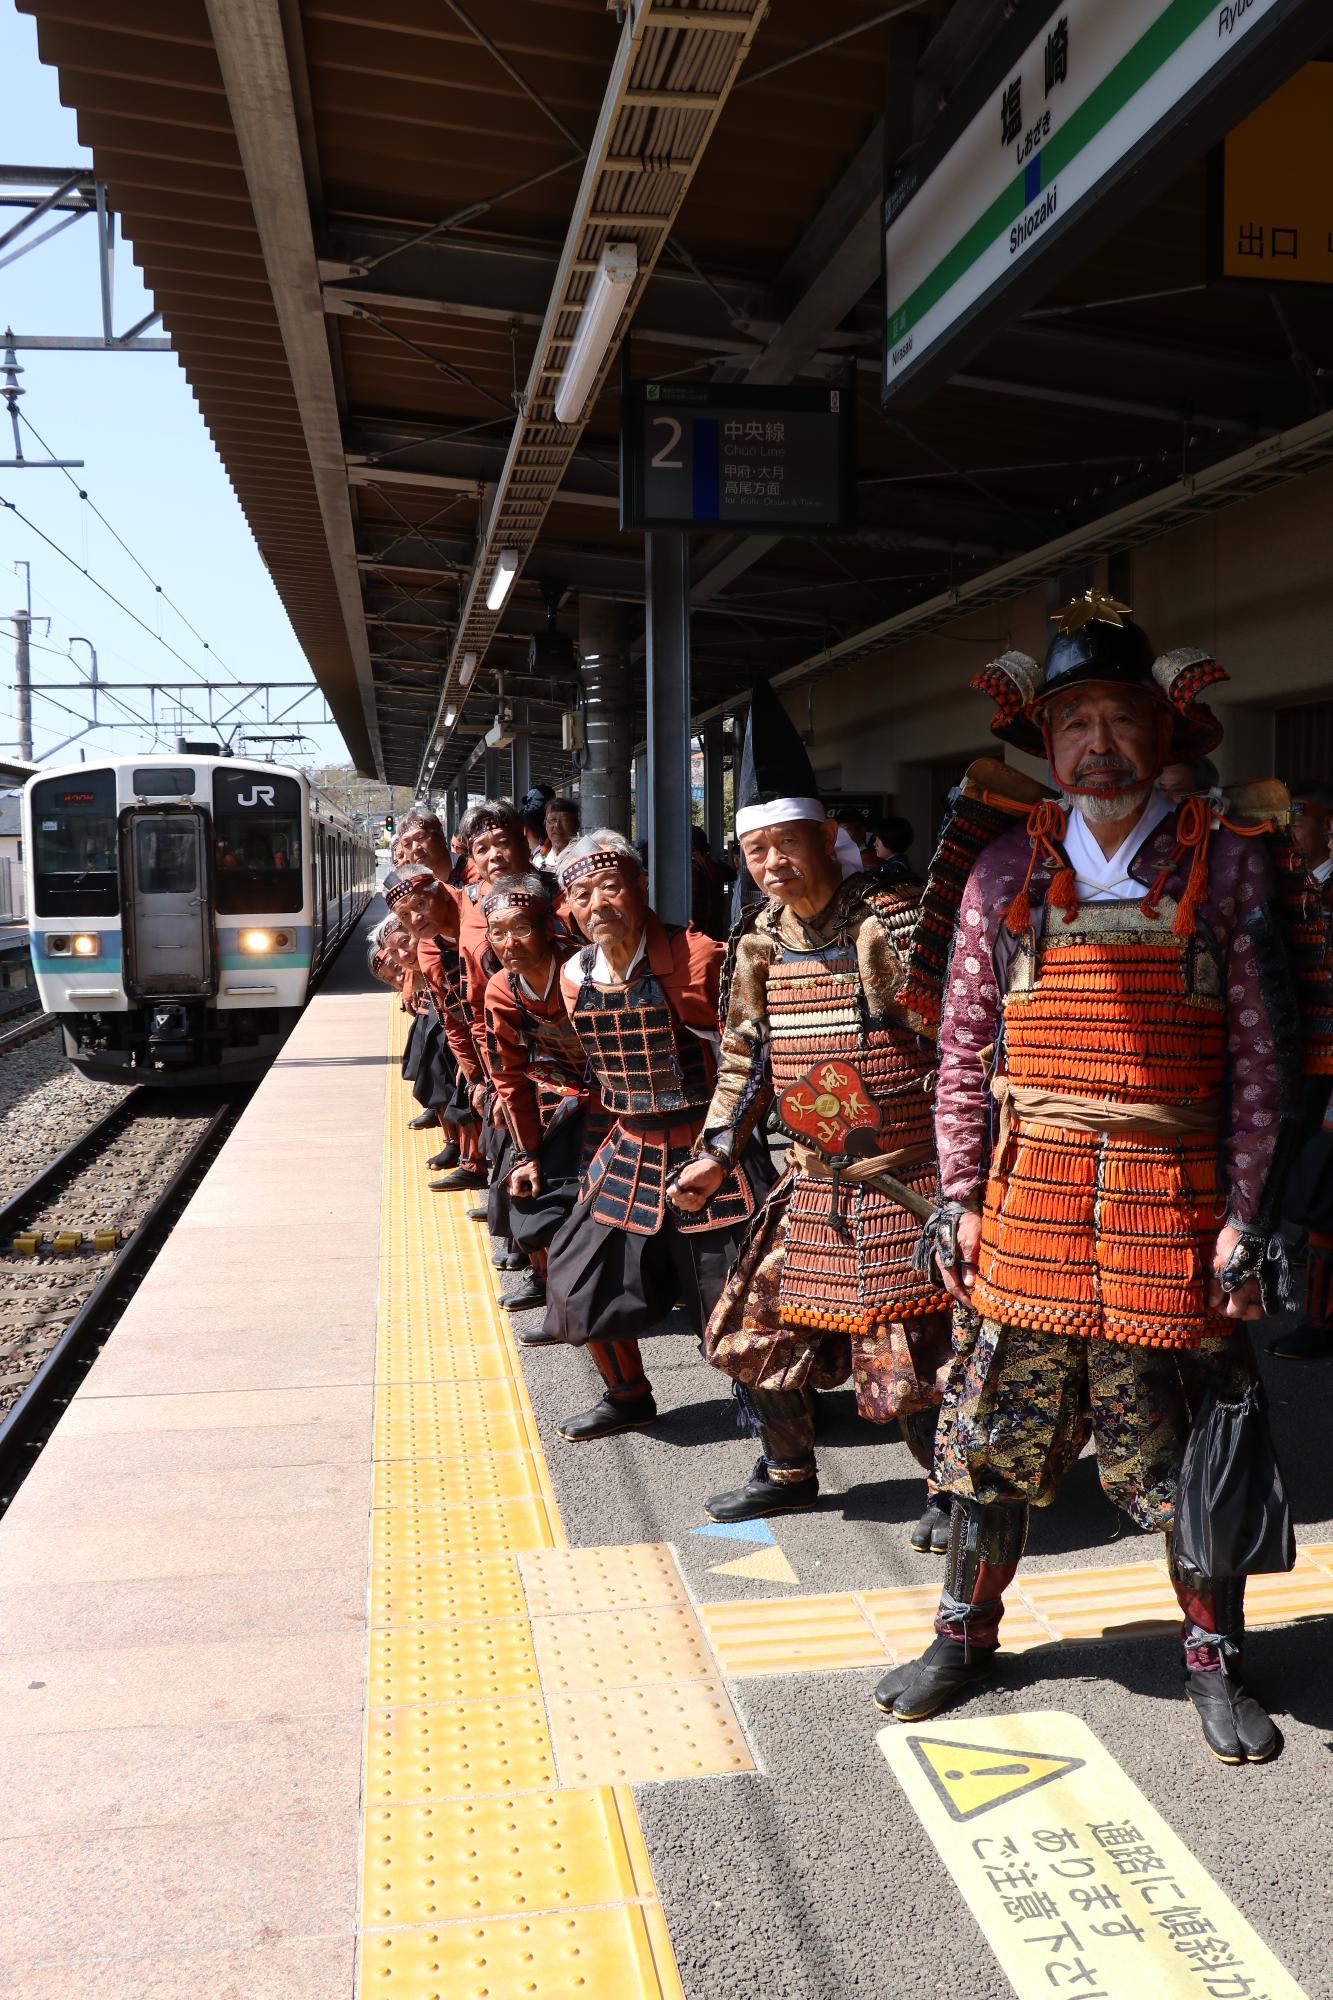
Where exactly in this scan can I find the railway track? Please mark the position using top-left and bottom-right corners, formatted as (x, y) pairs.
(0, 1006), (52, 1058)
(0, 1089), (244, 1512)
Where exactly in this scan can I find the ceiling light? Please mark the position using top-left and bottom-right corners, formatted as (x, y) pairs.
(554, 242), (637, 426)
(486, 550), (519, 611)
(444, 705), (456, 726)
(459, 651), (477, 685)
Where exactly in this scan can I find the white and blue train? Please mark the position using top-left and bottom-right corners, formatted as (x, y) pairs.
(22, 752), (374, 1084)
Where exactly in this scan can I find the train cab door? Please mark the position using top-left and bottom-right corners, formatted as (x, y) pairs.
(124, 809), (214, 996)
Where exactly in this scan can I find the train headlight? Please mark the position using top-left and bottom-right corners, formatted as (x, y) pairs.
(71, 934), (101, 958)
(46, 935), (71, 955)
(240, 928), (293, 954)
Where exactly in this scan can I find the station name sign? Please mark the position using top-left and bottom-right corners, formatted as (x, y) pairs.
(620, 380), (855, 534)
(883, 0), (1327, 405)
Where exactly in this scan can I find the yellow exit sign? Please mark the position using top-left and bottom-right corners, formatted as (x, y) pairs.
(1212, 61), (1333, 286)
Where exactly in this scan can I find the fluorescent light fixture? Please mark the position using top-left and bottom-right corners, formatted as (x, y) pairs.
(486, 550), (519, 611)
(459, 651), (477, 685)
(444, 705), (456, 726)
(554, 242), (637, 425)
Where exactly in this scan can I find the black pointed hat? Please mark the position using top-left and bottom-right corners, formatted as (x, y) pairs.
(735, 678), (821, 832)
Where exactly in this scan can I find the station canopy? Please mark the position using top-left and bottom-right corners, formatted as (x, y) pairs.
(19, 0), (1333, 786)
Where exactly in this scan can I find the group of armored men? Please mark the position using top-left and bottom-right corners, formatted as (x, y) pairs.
(368, 593), (1333, 1770)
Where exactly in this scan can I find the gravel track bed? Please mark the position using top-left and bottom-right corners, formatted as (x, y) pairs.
(0, 1104), (215, 1419)
(0, 1028), (127, 1203)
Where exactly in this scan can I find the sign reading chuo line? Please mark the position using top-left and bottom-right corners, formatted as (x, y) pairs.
(620, 380), (855, 534)
(883, 0), (1327, 405)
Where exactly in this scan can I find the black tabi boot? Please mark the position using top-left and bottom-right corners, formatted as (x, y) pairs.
(492, 1245), (527, 1270)
(875, 1496), (1027, 1720)
(430, 1166), (489, 1192)
(909, 1491), (952, 1556)
(706, 1455), (819, 1524)
(502, 1273), (547, 1312)
(408, 1109), (438, 1130)
(557, 1339), (656, 1441)
(427, 1143), (460, 1172)
(1180, 1577), (1278, 1766)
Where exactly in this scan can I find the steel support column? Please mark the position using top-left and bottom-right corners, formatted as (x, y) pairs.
(702, 717), (725, 854)
(644, 532), (692, 928)
(511, 700), (531, 802)
(578, 595), (632, 835)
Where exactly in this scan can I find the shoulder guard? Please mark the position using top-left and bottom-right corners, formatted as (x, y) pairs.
(899, 758), (1054, 1030)
(717, 897), (767, 1027)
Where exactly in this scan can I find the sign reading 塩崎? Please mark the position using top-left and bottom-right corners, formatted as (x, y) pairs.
(882, 0), (1327, 406)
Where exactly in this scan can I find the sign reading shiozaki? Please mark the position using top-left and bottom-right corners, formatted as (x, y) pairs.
(882, 0), (1320, 404)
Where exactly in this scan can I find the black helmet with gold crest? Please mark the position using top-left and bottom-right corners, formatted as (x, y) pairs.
(973, 588), (1225, 758)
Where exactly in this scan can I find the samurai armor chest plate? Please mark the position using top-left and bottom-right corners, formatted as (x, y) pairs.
(571, 958), (714, 1118)
(979, 899), (1230, 1350)
(430, 933), (469, 1019)
(766, 936), (945, 1330)
(511, 978), (588, 1092)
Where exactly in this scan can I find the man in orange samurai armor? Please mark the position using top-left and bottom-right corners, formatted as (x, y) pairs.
(672, 680), (953, 1537)
(881, 591), (1311, 1766)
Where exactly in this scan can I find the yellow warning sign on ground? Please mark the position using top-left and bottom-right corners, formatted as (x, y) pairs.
(909, 1735), (1084, 1822)
(880, 1712), (1309, 2000)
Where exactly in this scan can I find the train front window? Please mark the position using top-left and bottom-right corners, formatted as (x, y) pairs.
(212, 770), (302, 913)
(30, 771), (120, 917)
(134, 818), (199, 895)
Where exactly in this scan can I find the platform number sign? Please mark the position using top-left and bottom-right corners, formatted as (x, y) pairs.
(620, 380), (855, 534)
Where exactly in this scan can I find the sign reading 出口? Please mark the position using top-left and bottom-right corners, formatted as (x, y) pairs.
(880, 1711), (1310, 1999)
(882, 0), (1327, 406)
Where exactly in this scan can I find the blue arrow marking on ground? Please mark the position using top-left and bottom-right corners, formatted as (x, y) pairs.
(690, 1519), (776, 1545)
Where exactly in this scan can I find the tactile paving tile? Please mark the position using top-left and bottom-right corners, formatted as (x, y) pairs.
(369, 1622), (542, 1706)
(372, 1498), (556, 1565)
(373, 1453), (543, 1510)
(375, 1340), (513, 1384)
(359, 1902), (683, 2000)
(532, 1604), (716, 1693)
(857, 1584), (948, 1662)
(371, 1556), (528, 1628)
(1242, 1554), (1333, 1626)
(374, 1378), (520, 1425)
(1300, 1541), (1333, 1574)
(361, 1788), (649, 1926)
(366, 1697), (558, 1803)
(698, 1594), (888, 1676)
(548, 1680), (754, 1786)
(519, 1543), (687, 1616)
(374, 1408), (531, 1461)
(1016, 1562), (1180, 1641)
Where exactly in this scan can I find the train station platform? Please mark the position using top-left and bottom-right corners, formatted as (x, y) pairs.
(3, 927), (1333, 2000)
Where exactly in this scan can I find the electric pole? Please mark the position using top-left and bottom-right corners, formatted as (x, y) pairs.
(12, 606), (32, 761)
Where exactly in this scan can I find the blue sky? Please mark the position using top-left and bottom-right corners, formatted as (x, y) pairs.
(0, 6), (351, 770)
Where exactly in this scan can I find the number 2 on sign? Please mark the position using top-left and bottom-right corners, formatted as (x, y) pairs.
(650, 416), (683, 469)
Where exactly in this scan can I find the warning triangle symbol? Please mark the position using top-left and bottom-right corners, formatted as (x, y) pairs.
(908, 1735), (1084, 1822)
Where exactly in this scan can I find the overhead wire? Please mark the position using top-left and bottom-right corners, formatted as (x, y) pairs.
(16, 411), (242, 682)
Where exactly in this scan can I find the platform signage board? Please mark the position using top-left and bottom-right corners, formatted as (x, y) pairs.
(1209, 61), (1333, 287)
(882, 0), (1326, 406)
(620, 381), (855, 534)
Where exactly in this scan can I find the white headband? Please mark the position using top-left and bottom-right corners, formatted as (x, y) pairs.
(734, 796), (825, 837)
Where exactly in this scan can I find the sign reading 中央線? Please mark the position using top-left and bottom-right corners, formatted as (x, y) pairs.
(883, 0), (1328, 406)
(620, 381), (855, 534)
(880, 1712), (1310, 1999)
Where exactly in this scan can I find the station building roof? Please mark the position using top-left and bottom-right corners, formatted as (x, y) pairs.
(19, 0), (1333, 785)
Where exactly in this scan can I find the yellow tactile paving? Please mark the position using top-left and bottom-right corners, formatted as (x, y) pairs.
(1018, 1561), (1180, 1640)
(371, 1496), (558, 1563)
(359, 1009), (689, 1998)
(371, 1557), (529, 1629)
(532, 1604), (717, 1693)
(366, 1697), (559, 1804)
(518, 1541), (689, 1616)
(359, 1903), (686, 2000)
(362, 1787), (652, 1927)
(369, 1622), (543, 1706)
(373, 1451), (546, 1509)
(1243, 1553), (1333, 1625)
(548, 1680), (755, 1786)
(698, 1593), (889, 1675)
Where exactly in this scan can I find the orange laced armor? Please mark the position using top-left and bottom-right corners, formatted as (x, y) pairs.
(973, 896), (1233, 1350)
